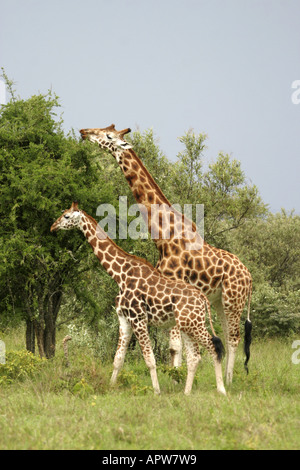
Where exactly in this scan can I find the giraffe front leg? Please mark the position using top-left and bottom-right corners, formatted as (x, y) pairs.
(133, 322), (160, 395)
(110, 314), (132, 386)
(169, 326), (183, 367)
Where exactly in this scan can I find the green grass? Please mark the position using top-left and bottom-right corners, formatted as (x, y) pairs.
(0, 327), (299, 450)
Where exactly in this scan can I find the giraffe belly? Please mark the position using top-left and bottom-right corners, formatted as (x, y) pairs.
(147, 307), (176, 329)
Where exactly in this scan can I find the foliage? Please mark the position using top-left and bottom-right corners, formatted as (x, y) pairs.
(72, 378), (95, 398)
(117, 368), (153, 395)
(168, 130), (267, 248)
(0, 350), (46, 384)
(158, 363), (188, 384)
(231, 211), (300, 335)
(0, 75), (299, 357)
(0, 74), (115, 357)
(0, 336), (299, 450)
(250, 285), (300, 336)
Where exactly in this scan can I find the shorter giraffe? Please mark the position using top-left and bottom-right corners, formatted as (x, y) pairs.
(51, 202), (226, 395)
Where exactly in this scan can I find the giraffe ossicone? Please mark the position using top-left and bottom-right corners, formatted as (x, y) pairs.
(51, 202), (226, 396)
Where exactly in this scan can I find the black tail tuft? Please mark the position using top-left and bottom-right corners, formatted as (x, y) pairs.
(244, 319), (252, 374)
(212, 336), (225, 362)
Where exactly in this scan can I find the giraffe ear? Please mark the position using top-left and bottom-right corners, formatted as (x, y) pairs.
(72, 201), (79, 211)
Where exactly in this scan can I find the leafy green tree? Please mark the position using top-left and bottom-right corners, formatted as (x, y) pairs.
(231, 210), (300, 335)
(234, 211), (300, 289)
(0, 80), (115, 357)
(163, 130), (267, 249)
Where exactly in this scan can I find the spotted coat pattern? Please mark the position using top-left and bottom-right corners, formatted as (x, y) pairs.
(80, 125), (253, 384)
(51, 202), (226, 395)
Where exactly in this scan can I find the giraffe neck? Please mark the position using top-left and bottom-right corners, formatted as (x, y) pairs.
(79, 212), (134, 285)
(112, 148), (170, 208)
(108, 146), (203, 249)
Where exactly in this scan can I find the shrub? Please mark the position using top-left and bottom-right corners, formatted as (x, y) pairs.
(72, 378), (95, 398)
(0, 350), (46, 384)
(251, 284), (300, 336)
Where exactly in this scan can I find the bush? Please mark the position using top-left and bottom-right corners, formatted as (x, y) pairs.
(0, 350), (46, 384)
(251, 284), (300, 336)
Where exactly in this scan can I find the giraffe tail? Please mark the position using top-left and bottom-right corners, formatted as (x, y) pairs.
(205, 299), (225, 363)
(244, 280), (253, 374)
(212, 336), (225, 363)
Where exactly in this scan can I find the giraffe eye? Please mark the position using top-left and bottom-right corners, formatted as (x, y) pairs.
(106, 133), (112, 140)
(64, 215), (70, 219)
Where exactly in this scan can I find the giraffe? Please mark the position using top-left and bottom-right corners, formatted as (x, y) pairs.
(51, 202), (226, 395)
(79, 125), (253, 384)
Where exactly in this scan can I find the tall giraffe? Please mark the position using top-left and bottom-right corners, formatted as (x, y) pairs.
(80, 125), (252, 384)
(51, 202), (226, 395)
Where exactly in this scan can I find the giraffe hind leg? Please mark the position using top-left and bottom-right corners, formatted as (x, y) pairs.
(169, 326), (183, 367)
(216, 300), (243, 385)
(214, 299), (236, 385)
(244, 319), (252, 374)
(132, 320), (161, 395)
(181, 330), (226, 396)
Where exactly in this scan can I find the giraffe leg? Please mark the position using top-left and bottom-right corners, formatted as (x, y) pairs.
(214, 299), (232, 385)
(133, 322), (160, 395)
(183, 331), (226, 396)
(110, 314), (132, 386)
(181, 332), (201, 395)
(215, 299), (242, 385)
(180, 307), (226, 396)
(213, 355), (227, 396)
(169, 326), (183, 367)
(225, 314), (241, 385)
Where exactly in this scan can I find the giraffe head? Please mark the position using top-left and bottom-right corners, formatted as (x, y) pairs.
(80, 124), (132, 154)
(50, 201), (82, 232)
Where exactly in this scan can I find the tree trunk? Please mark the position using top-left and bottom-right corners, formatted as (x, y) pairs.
(34, 319), (46, 358)
(43, 315), (56, 359)
(25, 319), (35, 354)
(25, 289), (62, 359)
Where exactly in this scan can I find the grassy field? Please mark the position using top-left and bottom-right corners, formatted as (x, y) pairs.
(0, 327), (299, 450)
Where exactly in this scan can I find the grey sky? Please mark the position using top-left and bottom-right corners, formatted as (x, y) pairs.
(1, 0), (299, 213)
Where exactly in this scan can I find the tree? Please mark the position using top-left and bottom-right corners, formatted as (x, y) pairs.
(0, 81), (115, 357)
(166, 130), (267, 249)
(231, 210), (300, 335)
